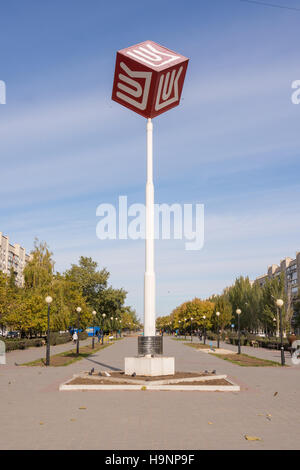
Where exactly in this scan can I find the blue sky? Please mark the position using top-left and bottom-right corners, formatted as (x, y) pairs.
(0, 0), (300, 319)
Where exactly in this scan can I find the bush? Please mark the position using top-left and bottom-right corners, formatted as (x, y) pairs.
(78, 331), (88, 340)
(206, 332), (217, 341)
(4, 338), (44, 352)
(49, 332), (71, 346)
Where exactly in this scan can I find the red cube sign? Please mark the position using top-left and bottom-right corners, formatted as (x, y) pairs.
(112, 40), (189, 119)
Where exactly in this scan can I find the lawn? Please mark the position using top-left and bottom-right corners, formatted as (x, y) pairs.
(185, 343), (212, 349)
(171, 337), (190, 342)
(213, 353), (282, 367)
(21, 342), (112, 367)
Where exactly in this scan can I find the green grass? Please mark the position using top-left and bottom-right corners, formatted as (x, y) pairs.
(21, 341), (113, 367)
(213, 353), (282, 367)
(171, 337), (192, 341)
(185, 343), (212, 349)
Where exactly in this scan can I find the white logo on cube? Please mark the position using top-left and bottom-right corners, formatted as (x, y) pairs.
(127, 43), (179, 68)
(155, 66), (183, 111)
(116, 62), (152, 111)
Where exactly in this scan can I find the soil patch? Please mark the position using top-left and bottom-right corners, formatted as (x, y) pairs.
(84, 371), (213, 381)
(68, 377), (231, 386)
(170, 378), (230, 386)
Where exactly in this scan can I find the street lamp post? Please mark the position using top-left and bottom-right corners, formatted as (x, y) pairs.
(45, 296), (53, 366)
(236, 309), (241, 354)
(190, 317), (193, 342)
(110, 317), (114, 337)
(92, 311), (96, 349)
(102, 313), (106, 344)
(273, 317), (277, 340)
(202, 315), (206, 345)
(276, 299), (285, 366)
(184, 318), (187, 340)
(216, 311), (220, 349)
(76, 307), (82, 355)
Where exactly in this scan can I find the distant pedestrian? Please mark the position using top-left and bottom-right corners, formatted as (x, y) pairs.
(72, 331), (78, 344)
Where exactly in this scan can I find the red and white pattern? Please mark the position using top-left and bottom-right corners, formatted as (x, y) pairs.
(112, 40), (189, 118)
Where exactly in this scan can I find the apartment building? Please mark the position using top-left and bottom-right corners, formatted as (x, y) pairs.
(256, 252), (300, 300)
(0, 232), (30, 287)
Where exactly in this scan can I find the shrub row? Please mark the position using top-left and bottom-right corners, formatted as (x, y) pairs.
(4, 338), (44, 352)
(206, 332), (226, 341)
(206, 331), (299, 350)
(49, 332), (71, 346)
(226, 335), (292, 350)
(3, 330), (89, 351)
(78, 331), (88, 340)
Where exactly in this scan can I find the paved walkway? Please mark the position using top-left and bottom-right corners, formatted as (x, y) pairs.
(178, 336), (293, 365)
(0, 336), (299, 450)
(5, 338), (91, 365)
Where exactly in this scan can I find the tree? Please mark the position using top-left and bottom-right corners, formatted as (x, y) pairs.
(50, 274), (91, 331)
(0, 272), (9, 331)
(120, 306), (141, 330)
(212, 295), (232, 331)
(164, 298), (215, 333)
(97, 287), (127, 321)
(8, 267), (17, 291)
(24, 239), (54, 293)
(65, 257), (109, 309)
(1, 241), (135, 337)
(293, 296), (300, 330)
(261, 273), (287, 333)
(228, 276), (255, 331)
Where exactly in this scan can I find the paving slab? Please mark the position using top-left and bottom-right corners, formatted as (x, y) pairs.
(0, 336), (299, 450)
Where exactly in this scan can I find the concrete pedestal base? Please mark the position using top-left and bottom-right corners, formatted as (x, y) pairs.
(125, 356), (175, 377)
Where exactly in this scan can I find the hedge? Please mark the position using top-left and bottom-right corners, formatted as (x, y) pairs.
(3, 338), (44, 352)
(3, 330), (90, 351)
(225, 334), (295, 350)
(78, 331), (88, 340)
(207, 332), (226, 341)
(49, 332), (71, 346)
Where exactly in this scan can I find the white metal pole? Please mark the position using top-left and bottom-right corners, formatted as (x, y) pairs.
(144, 118), (156, 338)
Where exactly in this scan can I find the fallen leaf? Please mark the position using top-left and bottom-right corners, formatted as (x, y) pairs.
(79, 407), (87, 410)
(208, 422), (213, 425)
(274, 392), (278, 397)
(244, 435), (262, 441)
(70, 418), (76, 422)
(39, 422), (44, 425)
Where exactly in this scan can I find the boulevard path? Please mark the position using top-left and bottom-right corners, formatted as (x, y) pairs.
(181, 336), (294, 366)
(0, 336), (299, 450)
(6, 337), (92, 365)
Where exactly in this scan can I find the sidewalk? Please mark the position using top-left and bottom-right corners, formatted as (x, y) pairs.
(175, 336), (293, 366)
(0, 336), (299, 450)
(5, 337), (92, 365)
